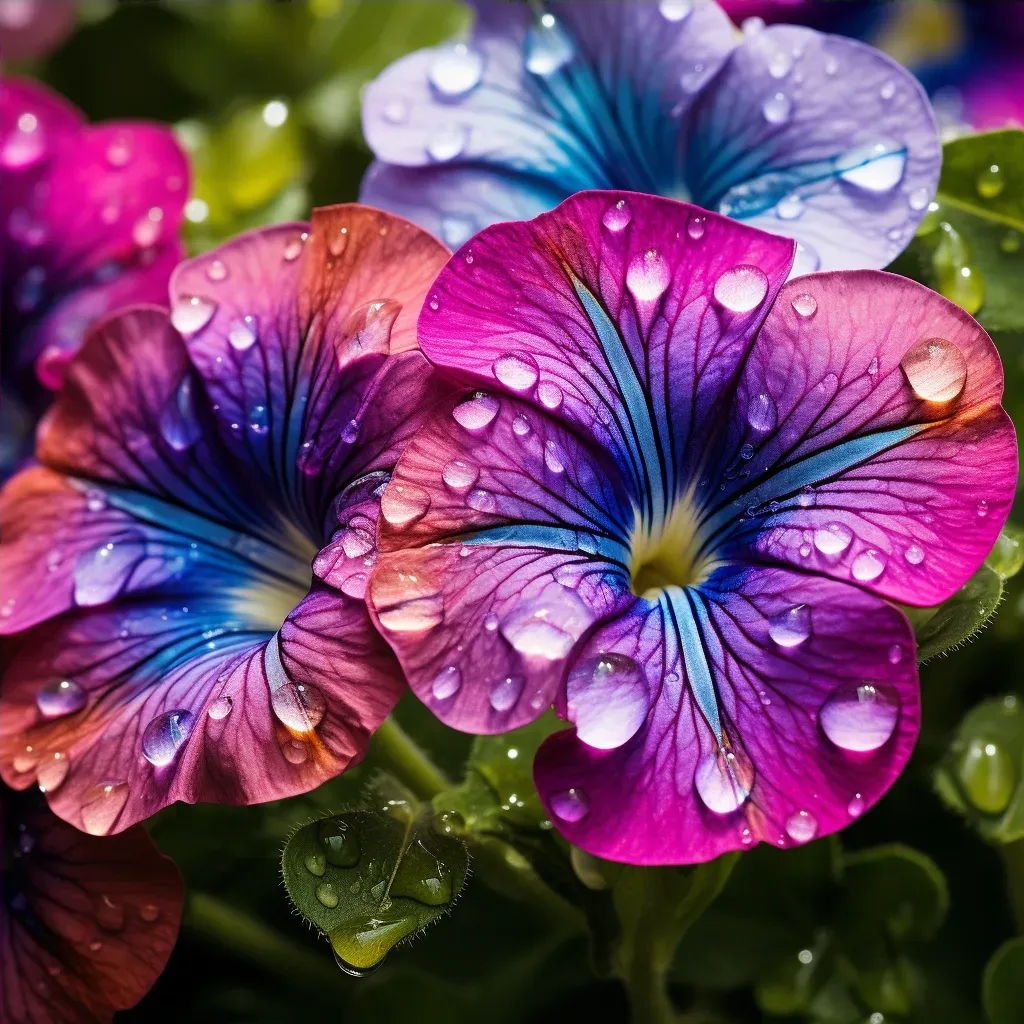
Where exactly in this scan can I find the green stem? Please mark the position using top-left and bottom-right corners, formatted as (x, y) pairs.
(186, 892), (343, 992)
(370, 715), (451, 799)
(1002, 839), (1024, 933)
(625, 926), (678, 1024)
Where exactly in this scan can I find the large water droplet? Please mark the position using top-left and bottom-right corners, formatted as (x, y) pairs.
(272, 682), (327, 733)
(371, 566), (444, 632)
(490, 675), (524, 712)
(525, 13), (575, 76)
(626, 249), (670, 303)
(813, 523), (853, 555)
(956, 737), (1017, 815)
(899, 337), (967, 403)
(762, 92), (791, 124)
(567, 653), (648, 749)
(142, 709), (195, 767)
(769, 50), (793, 79)
(904, 543), (925, 566)
(791, 293), (817, 318)
(602, 199), (632, 232)
(714, 265), (769, 312)
(499, 584), (594, 661)
(319, 818), (361, 867)
(36, 680), (86, 718)
(695, 749), (755, 814)
(208, 695), (233, 720)
(170, 295), (217, 336)
(493, 353), (539, 391)
(73, 538), (145, 607)
(467, 488), (497, 513)
(819, 683), (899, 752)
(380, 482), (431, 528)
(658, 0), (692, 19)
(452, 392), (500, 431)
(550, 787), (589, 822)
(305, 850), (327, 877)
(746, 392), (777, 432)
(836, 139), (906, 192)
(428, 44), (484, 99)
(785, 810), (818, 844)
(768, 605), (811, 647)
(431, 666), (462, 700)
(851, 548), (887, 582)
(159, 376), (202, 452)
(512, 413), (531, 437)
(81, 781), (130, 836)
(442, 458), (479, 493)
(426, 124), (470, 162)
(228, 316), (257, 351)
(37, 752), (69, 793)
(537, 381), (563, 410)
(316, 882), (339, 908)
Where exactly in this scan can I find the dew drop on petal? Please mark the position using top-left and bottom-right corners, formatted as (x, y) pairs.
(36, 680), (86, 718)
(81, 781), (130, 836)
(159, 376), (202, 452)
(512, 413), (531, 436)
(490, 675), (524, 712)
(602, 199), (632, 232)
(550, 787), (589, 822)
(851, 548), (887, 582)
(888, 643), (905, 665)
(658, 0), (692, 20)
(768, 604), (811, 647)
(139, 903), (161, 923)
(371, 567), (444, 633)
(208, 695), (233, 720)
(228, 316), (257, 351)
(427, 123), (470, 162)
(283, 233), (307, 261)
(687, 213), (706, 240)
(836, 139), (906, 192)
(900, 337), (967, 403)
(428, 43), (484, 99)
(271, 682), (327, 733)
(282, 739), (309, 764)
(431, 666), (462, 700)
(499, 584), (594, 662)
(205, 259), (227, 282)
(820, 683), (899, 752)
(775, 193), (804, 220)
(452, 392), (500, 430)
(142, 709), (195, 767)
(493, 352), (539, 391)
(813, 523), (853, 555)
(37, 752), (69, 793)
(714, 266), (768, 312)
(791, 293), (817, 317)
(695, 749), (755, 814)
(908, 186), (931, 211)
(537, 381), (563, 410)
(784, 810), (818, 844)
(467, 488), (497, 513)
(380, 482), (431, 527)
(442, 458), (479, 493)
(904, 543), (925, 565)
(131, 207), (163, 248)
(762, 92), (791, 124)
(567, 653), (648, 749)
(626, 249), (670, 302)
(525, 13), (575, 76)
(746, 392), (777, 432)
(73, 539), (144, 607)
(170, 295), (217, 336)
(544, 440), (566, 474)
(97, 895), (125, 932)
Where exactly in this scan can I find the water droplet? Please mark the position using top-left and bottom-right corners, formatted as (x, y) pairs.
(499, 584), (594, 662)
(316, 882), (340, 908)
(820, 683), (899, 752)
(976, 499), (989, 518)
(785, 810), (818, 844)
(567, 653), (648, 749)
(836, 139), (906, 192)
(283, 739), (310, 764)
(37, 752), (69, 793)
(747, 392), (777, 432)
(658, 0), (692, 19)
(847, 793), (864, 817)
(695, 749), (755, 814)
(319, 819), (361, 867)
(900, 337), (966, 403)
(775, 193), (804, 220)
(341, 419), (360, 444)
(81, 781), (130, 836)
(851, 548), (887, 582)
(73, 538), (145, 606)
(381, 482), (431, 527)
(550, 787), (589, 822)
(452, 392), (500, 430)
(428, 43), (484, 98)
(813, 523), (853, 555)
(791, 293), (817, 317)
(427, 123), (470, 162)
(371, 566), (444, 632)
(544, 440), (566, 474)
(768, 605), (811, 647)
(159, 375), (202, 452)
(283, 233), (307, 261)
(106, 134), (132, 167)
(208, 695), (233, 720)
(714, 265), (769, 312)
(139, 903), (161, 923)
(305, 850), (327, 876)
(880, 80), (896, 100)
(142, 709), (195, 767)
(977, 163), (1004, 199)
(888, 643), (905, 665)
(227, 315), (257, 351)
(97, 895), (124, 932)
(625, 249), (671, 303)
(131, 207), (163, 248)
(824, 54), (839, 75)
(602, 199), (631, 232)
(687, 214), (706, 240)
(490, 675), (524, 712)
(762, 92), (792, 125)
(537, 381), (563, 410)
(907, 186), (931, 212)
(206, 259), (227, 282)
(512, 413), (531, 436)
(1, 111), (45, 169)
(432, 666), (462, 700)
(525, 12), (575, 76)
(36, 680), (86, 718)
(493, 352), (539, 391)
(272, 682), (326, 733)
(742, 16), (765, 35)
(769, 51), (793, 79)
(170, 295), (217, 336)
(904, 543), (925, 566)
(956, 737), (1017, 815)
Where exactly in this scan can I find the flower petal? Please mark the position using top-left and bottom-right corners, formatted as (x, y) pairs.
(534, 565), (919, 864)
(1, 784), (182, 1023)
(700, 271), (1018, 607)
(689, 25), (941, 272)
(417, 191), (794, 519)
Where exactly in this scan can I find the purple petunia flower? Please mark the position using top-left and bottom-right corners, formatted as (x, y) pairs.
(366, 191), (1016, 865)
(0, 205), (450, 835)
(1, 76), (188, 475)
(360, 1), (941, 276)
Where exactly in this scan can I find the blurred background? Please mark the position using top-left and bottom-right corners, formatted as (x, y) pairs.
(3, 2), (1023, 1022)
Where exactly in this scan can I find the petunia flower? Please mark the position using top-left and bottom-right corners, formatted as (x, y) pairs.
(0, 205), (449, 835)
(366, 191), (1017, 865)
(360, 0), (941, 277)
(1, 781), (183, 1023)
(1, 76), (188, 475)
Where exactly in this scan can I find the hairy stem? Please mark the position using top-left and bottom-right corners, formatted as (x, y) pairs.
(370, 715), (452, 799)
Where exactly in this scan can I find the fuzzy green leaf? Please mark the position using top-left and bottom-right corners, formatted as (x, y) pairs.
(281, 776), (469, 973)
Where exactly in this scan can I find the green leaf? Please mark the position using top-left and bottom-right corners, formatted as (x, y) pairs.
(890, 130), (1024, 330)
(935, 695), (1024, 842)
(983, 937), (1024, 1024)
(906, 563), (1004, 662)
(281, 776), (469, 973)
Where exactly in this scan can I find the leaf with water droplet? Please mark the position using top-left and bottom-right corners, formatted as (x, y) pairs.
(281, 775), (468, 972)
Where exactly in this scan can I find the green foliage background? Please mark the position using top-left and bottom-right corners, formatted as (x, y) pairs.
(10, 3), (1024, 1022)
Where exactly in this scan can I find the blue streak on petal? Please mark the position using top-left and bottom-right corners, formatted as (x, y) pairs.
(663, 585), (721, 744)
(456, 524), (631, 567)
(700, 422), (931, 544)
(572, 275), (666, 521)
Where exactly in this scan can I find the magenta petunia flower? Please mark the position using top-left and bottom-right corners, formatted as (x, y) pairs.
(0, 205), (450, 835)
(1, 781), (183, 1023)
(1, 76), (188, 475)
(361, 1), (941, 275)
(366, 192), (1017, 865)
